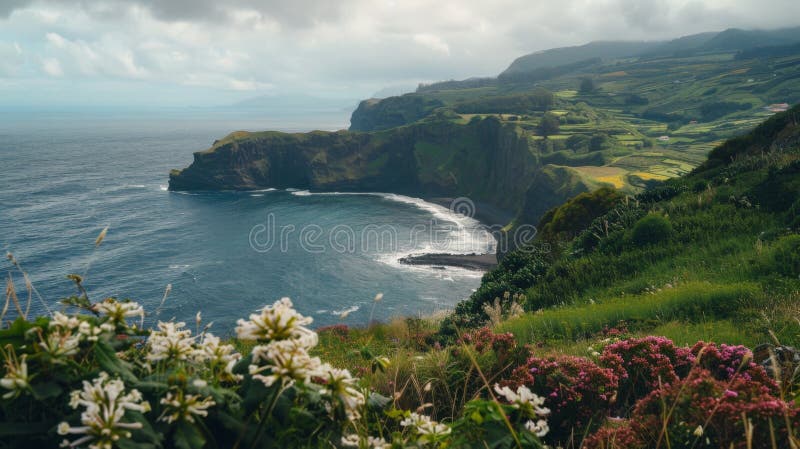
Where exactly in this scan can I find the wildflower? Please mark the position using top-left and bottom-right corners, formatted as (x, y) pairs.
(341, 434), (360, 447)
(50, 312), (81, 332)
(317, 364), (365, 420)
(58, 372), (149, 449)
(40, 329), (81, 360)
(366, 436), (391, 449)
(400, 412), (451, 442)
(192, 379), (207, 388)
(693, 425), (704, 437)
(249, 339), (322, 387)
(0, 350), (30, 399)
(235, 298), (316, 347)
(525, 419), (550, 437)
(194, 333), (240, 368)
(78, 320), (115, 342)
(494, 384), (550, 416)
(146, 321), (196, 362)
(94, 298), (144, 328)
(159, 390), (215, 424)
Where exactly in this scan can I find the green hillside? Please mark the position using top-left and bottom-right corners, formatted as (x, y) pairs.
(352, 28), (800, 198)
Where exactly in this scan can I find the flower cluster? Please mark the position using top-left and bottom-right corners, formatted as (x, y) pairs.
(146, 321), (196, 362)
(341, 434), (391, 448)
(237, 298), (364, 420)
(158, 390), (215, 424)
(400, 412), (452, 444)
(459, 327), (517, 355)
(58, 372), (150, 449)
(494, 384), (550, 437)
(691, 341), (775, 386)
(508, 354), (618, 441)
(599, 336), (694, 409)
(194, 333), (242, 381)
(236, 297), (316, 346)
(0, 347), (29, 399)
(93, 298), (144, 328)
(588, 367), (800, 449)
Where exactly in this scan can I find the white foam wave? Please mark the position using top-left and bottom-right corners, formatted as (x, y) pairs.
(331, 305), (360, 316)
(282, 189), (495, 276)
(159, 185), (168, 191)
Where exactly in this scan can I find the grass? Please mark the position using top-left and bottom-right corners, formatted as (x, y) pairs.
(496, 282), (761, 344)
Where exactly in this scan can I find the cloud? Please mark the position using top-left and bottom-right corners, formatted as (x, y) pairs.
(413, 33), (450, 55)
(41, 57), (63, 76)
(0, 41), (25, 76)
(0, 0), (799, 107)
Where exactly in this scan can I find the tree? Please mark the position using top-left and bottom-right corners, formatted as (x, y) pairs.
(579, 78), (596, 93)
(539, 112), (561, 137)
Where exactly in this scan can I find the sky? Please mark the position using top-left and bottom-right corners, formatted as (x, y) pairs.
(1, 0), (800, 109)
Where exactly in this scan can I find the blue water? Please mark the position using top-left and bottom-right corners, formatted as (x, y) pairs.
(0, 111), (492, 333)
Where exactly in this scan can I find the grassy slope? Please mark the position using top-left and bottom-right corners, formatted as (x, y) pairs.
(315, 105), (800, 391)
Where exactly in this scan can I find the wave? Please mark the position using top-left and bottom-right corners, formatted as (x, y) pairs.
(331, 305), (360, 316)
(284, 190), (495, 273)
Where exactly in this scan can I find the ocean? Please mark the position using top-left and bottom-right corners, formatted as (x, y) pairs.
(0, 110), (494, 333)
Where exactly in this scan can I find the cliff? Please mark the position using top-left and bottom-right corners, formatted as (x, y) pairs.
(169, 118), (584, 225)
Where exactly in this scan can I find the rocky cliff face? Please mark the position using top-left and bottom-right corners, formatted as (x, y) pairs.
(169, 117), (592, 234)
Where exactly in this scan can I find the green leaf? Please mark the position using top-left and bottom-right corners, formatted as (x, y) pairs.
(174, 421), (206, 449)
(0, 421), (49, 436)
(30, 381), (63, 400)
(367, 392), (391, 410)
(94, 340), (137, 382)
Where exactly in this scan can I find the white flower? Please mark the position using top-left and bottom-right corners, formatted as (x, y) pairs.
(494, 384), (550, 416)
(40, 329), (81, 360)
(59, 372), (150, 449)
(77, 321), (115, 342)
(0, 352), (30, 399)
(317, 364), (365, 420)
(693, 425), (704, 437)
(235, 297), (316, 347)
(366, 436), (391, 449)
(525, 419), (549, 437)
(94, 298), (144, 327)
(400, 412), (451, 442)
(248, 339), (322, 387)
(192, 379), (207, 388)
(146, 321), (196, 362)
(50, 312), (81, 332)
(194, 333), (241, 375)
(341, 434), (360, 447)
(158, 390), (215, 424)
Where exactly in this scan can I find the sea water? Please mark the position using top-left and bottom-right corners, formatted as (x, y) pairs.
(0, 110), (493, 332)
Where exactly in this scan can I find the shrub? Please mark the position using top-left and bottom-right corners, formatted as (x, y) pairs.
(761, 234), (800, 278)
(690, 341), (777, 387)
(630, 214), (673, 247)
(600, 336), (694, 411)
(629, 368), (798, 449)
(507, 355), (618, 443)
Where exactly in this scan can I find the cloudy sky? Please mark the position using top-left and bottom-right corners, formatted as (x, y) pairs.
(2, 0), (799, 109)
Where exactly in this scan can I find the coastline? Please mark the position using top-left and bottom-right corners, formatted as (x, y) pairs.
(397, 197), (513, 272)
